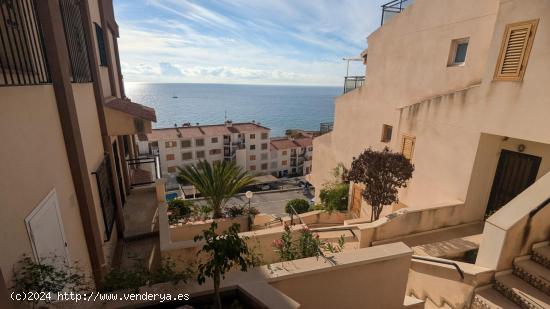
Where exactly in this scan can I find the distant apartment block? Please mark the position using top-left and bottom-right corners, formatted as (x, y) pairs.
(138, 121), (313, 178)
(270, 137), (313, 177)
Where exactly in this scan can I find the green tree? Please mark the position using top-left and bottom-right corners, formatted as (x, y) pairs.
(319, 183), (349, 212)
(194, 222), (256, 309)
(347, 147), (414, 221)
(285, 199), (310, 214)
(178, 160), (255, 219)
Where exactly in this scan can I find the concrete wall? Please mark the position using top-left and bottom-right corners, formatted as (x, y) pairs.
(169, 216), (249, 242)
(0, 86), (93, 283)
(270, 242), (412, 309)
(407, 259), (493, 308)
(476, 171), (550, 271)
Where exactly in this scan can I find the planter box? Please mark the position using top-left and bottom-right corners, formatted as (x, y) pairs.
(169, 216), (249, 242)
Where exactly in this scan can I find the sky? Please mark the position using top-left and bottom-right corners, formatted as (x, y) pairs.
(114, 0), (387, 86)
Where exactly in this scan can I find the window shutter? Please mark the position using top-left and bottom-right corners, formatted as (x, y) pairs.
(401, 135), (415, 160)
(494, 20), (538, 81)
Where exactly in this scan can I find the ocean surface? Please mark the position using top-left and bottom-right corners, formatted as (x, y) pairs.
(124, 83), (340, 137)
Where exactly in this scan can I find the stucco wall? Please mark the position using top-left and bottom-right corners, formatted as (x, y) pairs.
(312, 0), (550, 228)
(0, 86), (93, 283)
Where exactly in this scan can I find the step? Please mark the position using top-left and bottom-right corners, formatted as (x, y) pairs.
(514, 256), (550, 295)
(403, 295), (424, 309)
(472, 286), (521, 309)
(532, 243), (550, 269)
(494, 272), (550, 309)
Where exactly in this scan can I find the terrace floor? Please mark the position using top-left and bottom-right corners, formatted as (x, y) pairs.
(123, 185), (158, 238)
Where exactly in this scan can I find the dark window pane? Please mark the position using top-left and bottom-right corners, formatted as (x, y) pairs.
(454, 42), (468, 63)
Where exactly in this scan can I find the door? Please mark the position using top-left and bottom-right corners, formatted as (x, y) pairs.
(350, 183), (363, 218)
(26, 190), (69, 269)
(486, 150), (541, 215)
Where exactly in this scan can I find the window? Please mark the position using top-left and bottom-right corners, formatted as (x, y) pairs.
(494, 19), (538, 81)
(181, 140), (192, 148)
(381, 124), (393, 142)
(196, 150), (205, 159)
(250, 134), (256, 139)
(165, 141), (176, 148)
(250, 165), (256, 171)
(195, 138), (204, 147)
(261, 163), (268, 170)
(308, 147), (313, 151)
(181, 152), (193, 160)
(261, 143), (268, 150)
(94, 23), (107, 66)
(166, 154), (175, 161)
(261, 153), (268, 160)
(282, 160), (288, 166)
(250, 145), (256, 150)
(209, 149), (222, 155)
(250, 155), (256, 161)
(282, 150), (288, 156)
(448, 38), (469, 66)
(167, 166), (177, 173)
(261, 132), (268, 140)
(401, 135), (416, 160)
(211, 137), (218, 143)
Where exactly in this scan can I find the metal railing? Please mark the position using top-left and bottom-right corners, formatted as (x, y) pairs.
(529, 196), (550, 218)
(92, 154), (116, 241)
(127, 156), (161, 187)
(412, 255), (465, 280)
(0, 0), (51, 86)
(381, 0), (414, 25)
(344, 76), (365, 93)
(309, 226), (357, 239)
(59, 0), (91, 83)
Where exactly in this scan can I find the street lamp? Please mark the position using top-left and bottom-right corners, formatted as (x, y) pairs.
(245, 191), (253, 229)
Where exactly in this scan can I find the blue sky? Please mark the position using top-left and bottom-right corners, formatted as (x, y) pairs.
(114, 0), (386, 86)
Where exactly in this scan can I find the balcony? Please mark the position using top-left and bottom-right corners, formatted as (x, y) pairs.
(381, 0), (414, 25)
(127, 156), (161, 187)
(344, 76), (365, 93)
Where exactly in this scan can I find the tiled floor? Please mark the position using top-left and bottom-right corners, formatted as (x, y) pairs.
(123, 185), (158, 238)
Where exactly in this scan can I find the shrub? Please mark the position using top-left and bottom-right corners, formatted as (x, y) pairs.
(245, 206), (260, 217)
(285, 199), (310, 214)
(273, 225), (344, 262)
(100, 257), (192, 293)
(167, 199), (193, 224)
(224, 205), (245, 218)
(12, 255), (89, 304)
(319, 183), (349, 212)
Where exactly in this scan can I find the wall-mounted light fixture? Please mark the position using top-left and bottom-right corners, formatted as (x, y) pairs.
(518, 144), (526, 153)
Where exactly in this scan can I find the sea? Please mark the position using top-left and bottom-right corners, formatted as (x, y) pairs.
(124, 83), (340, 137)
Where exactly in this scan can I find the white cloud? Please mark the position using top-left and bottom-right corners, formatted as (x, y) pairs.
(116, 0), (384, 85)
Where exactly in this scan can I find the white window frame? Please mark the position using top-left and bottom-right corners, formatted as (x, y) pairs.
(448, 38), (469, 67)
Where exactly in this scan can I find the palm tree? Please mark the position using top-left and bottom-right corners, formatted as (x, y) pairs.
(177, 160), (255, 219)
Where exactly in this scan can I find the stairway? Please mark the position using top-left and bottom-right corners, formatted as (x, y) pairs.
(471, 241), (550, 309)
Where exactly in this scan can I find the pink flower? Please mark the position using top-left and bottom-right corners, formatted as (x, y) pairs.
(272, 239), (283, 249)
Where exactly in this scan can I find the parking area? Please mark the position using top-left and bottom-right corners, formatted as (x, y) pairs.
(192, 188), (314, 217)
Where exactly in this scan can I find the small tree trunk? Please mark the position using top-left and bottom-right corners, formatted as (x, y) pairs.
(213, 205), (223, 219)
(214, 272), (222, 309)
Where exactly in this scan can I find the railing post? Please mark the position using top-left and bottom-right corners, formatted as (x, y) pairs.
(155, 178), (166, 203)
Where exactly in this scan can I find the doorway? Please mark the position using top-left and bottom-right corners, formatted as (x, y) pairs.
(486, 150), (541, 215)
(26, 190), (69, 270)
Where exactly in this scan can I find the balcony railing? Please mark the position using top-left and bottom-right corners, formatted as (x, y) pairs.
(381, 0), (414, 25)
(0, 0), (51, 86)
(344, 76), (364, 93)
(127, 156), (161, 187)
(92, 154), (116, 240)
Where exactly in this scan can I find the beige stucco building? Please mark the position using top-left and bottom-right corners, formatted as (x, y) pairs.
(312, 0), (550, 224)
(0, 0), (156, 289)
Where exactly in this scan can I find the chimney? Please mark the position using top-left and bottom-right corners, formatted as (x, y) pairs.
(225, 120), (233, 127)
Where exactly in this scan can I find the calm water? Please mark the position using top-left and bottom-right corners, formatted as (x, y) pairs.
(124, 83), (340, 137)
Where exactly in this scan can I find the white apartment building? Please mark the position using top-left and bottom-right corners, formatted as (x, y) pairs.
(138, 121), (314, 178)
(138, 121), (271, 176)
(270, 137), (313, 177)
